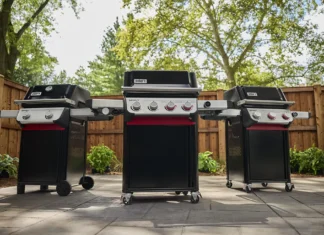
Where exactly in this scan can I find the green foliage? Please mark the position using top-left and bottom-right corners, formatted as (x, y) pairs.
(290, 145), (324, 175)
(0, 154), (19, 178)
(0, 0), (82, 83)
(116, 0), (324, 89)
(87, 144), (121, 174)
(198, 151), (219, 173)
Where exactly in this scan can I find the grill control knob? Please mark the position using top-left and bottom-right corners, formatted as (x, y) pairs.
(165, 101), (176, 111)
(22, 114), (30, 120)
(182, 101), (193, 111)
(267, 112), (277, 120)
(131, 101), (141, 111)
(282, 113), (290, 120)
(45, 111), (53, 120)
(252, 111), (262, 120)
(149, 101), (158, 111)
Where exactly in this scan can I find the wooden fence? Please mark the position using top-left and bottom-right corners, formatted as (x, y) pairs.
(1, 75), (323, 161)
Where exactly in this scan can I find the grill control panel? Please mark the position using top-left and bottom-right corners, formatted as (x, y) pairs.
(17, 108), (65, 124)
(126, 98), (197, 115)
(246, 108), (294, 125)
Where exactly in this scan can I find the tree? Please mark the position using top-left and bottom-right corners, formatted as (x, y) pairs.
(0, 0), (81, 79)
(115, 0), (323, 88)
(66, 18), (128, 95)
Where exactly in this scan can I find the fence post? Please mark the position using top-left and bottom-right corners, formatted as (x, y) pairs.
(314, 85), (324, 149)
(0, 74), (4, 133)
(216, 89), (226, 161)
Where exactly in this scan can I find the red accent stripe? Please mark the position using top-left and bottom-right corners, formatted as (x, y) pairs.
(22, 124), (65, 131)
(127, 117), (195, 126)
(247, 124), (288, 131)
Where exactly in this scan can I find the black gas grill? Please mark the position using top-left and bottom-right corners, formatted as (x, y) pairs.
(223, 86), (310, 192)
(6, 84), (95, 196)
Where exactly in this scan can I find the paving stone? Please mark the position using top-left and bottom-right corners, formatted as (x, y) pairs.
(0, 228), (20, 235)
(142, 207), (189, 220)
(0, 216), (43, 228)
(110, 218), (187, 228)
(97, 226), (182, 235)
(285, 217), (324, 235)
(12, 215), (115, 235)
(269, 203), (323, 217)
(182, 226), (241, 235)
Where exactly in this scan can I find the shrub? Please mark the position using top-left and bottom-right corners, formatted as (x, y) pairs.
(87, 144), (119, 174)
(290, 145), (324, 175)
(198, 151), (220, 173)
(0, 154), (19, 178)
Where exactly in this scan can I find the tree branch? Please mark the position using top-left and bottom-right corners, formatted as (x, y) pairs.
(232, 0), (269, 71)
(16, 0), (50, 40)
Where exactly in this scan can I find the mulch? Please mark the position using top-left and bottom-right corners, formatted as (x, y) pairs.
(0, 178), (17, 188)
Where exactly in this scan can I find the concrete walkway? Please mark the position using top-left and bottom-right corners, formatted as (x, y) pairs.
(0, 176), (324, 235)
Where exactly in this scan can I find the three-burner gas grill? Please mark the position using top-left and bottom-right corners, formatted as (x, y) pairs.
(220, 86), (309, 192)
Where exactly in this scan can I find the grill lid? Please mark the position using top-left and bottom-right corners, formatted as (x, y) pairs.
(14, 84), (90, 108)
(122, 70), (201, 94)
(224, 86), (294, 108)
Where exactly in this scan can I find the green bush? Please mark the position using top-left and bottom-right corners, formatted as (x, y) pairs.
(198, 151), (220, 173)
(0, 154), (19, 178)
(290, 145), (324, 175)
(87, 144), (119, 174)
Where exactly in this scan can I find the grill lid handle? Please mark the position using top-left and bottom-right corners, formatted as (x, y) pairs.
(237, 99), (295, 107)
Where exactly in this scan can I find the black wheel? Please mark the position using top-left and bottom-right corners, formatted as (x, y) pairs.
(262, 182), (268, 187)
(190, 195), (199, 204)
(81, 176), (94, 190)
(285, 184), (294, 192)
(56, 181), (71, 196)
(175, 191), (181, 195)
(40, 185), (48, 191)
(245, 185), (252, 193)
(226, 181), (233, 188)
(123, 196), (132, 205)
(182, 191), (188, 196)
(17, 184), (25, 194)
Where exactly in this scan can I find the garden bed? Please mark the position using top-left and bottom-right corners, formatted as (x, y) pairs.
(0, 178), (17, 188)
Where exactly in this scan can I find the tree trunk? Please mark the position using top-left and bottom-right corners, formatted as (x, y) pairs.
(0, 13), (9, 77)
(225, 67), (236, 88)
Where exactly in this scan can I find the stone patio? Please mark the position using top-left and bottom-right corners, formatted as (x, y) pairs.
(0, 175), (324, 234)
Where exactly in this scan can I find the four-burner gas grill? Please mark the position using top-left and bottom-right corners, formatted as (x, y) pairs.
(0, 72), (311, 202)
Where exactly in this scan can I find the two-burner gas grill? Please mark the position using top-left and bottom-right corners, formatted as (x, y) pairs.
(221, 86), (310, 192)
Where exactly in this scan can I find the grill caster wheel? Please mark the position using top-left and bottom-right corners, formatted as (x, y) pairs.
(17, 184), (25, 194)
(262, 182), (268, 187)
(122, 193), (133, 205)
(183, 191), (188, 196)
(175, 191), (181, 195)
(40, 185), (48, 191)
(285, 183), (294, 192)
(226, 181), (233, 188)
(190, 195), (199, 203)
(245, 185), (252, 193)
(56, 181), (71, 196)
(81, 176), (94, 190)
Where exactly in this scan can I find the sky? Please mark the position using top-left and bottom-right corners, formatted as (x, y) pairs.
(44, 0), (125, 77)
(44, 1), (324, 78)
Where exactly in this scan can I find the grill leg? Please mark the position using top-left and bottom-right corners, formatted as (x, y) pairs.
(244, 184), (252, 193)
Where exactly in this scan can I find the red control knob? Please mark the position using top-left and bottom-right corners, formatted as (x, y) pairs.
(165, 101), (176, 111)
(282, 113), (290, 120)
(182, 101), (193, 111)
(267, 112), (276, 120)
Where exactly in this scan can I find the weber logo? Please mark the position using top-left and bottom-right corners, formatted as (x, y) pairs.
(134, 79), (147, 84)
(247, 92), (257, 97)
(30, 92), (42, 96)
